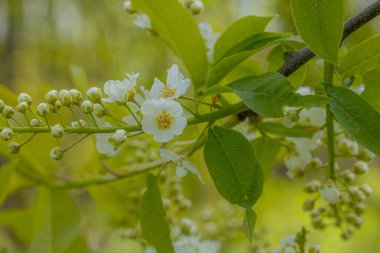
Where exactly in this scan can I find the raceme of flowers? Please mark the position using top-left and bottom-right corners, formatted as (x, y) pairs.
(0, 65), (193, 165)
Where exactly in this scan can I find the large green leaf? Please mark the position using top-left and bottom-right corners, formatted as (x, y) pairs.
(213, 16), (272, 62)
(28, 187), (86, 253)
(131, 0), (208, 89)
(227, 72), (330, 117)
(242, 208), (257, 242)
(140, 175), (174, 253)
(207, 33), (295, 86)
(325, 85), (380, 156)
(290, 0), (343, 64)
(204, 126), (263, 208)
(0, 159), (19, 206)
(252, 136), (282, 178)
(338, 35), (380, 78)
(256, 122), (319, 138)
(362, 77), (380, 112)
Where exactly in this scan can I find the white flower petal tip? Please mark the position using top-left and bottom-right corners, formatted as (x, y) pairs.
(103, 73), (140, 103)
(149, 65), (191, 100)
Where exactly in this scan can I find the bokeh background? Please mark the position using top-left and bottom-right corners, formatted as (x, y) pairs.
(0, 0), (380, 252)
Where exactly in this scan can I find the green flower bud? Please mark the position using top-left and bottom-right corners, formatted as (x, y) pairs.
(18, 93), (32, 105)
(45, 90), (59, 104)
(16, 102), (29, 113)
(123, 0), (136, 14)
(81, 100), (94, 114)
(69, 89), (83, 105)
(55, 100), (62, 110)
(30, 119), (42, 127)
(50, 147), (64, 160)
(0, 99), (5, 113)
(94, 103), (106, 118)
(3, 106), (14, 119)
(51, 124), (64, 138)
(37, 103), (49, 117)
(0, 128), (13, 141)
(8, 142), (20, 154)
(187, 0), (203, 15)
(111, 129), (127, 145)
(87, 87), (102, 103)
(59, 89), (72, 106)
(353, 161), (368, 175)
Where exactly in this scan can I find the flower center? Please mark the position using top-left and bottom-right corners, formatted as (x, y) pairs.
(126, 89), (136, 102)
(160, 87), (176, 99)
(156, 111), (173, 129)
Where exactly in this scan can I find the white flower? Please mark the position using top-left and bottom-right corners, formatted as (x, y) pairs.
(87, 87), (102, 103)
(134, 13), (151, 30)
(160, 149), (203, 183)
(280, 235), (297, 248)
(51, 124), (64, 138)
(149, 65), (191, 100)
(141, 99), (187, 142)
(96, 123), (122, 157)
(18, 93), (32, 105)
(0, 128), (13, 141)
(45, 90), (59, 104)
(37, 103), (49, 117)
(198, 22), (220, 63)
(320, 184), (340, 204)
(103, 73), (139, 103)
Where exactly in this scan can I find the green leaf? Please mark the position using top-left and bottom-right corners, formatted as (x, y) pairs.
(207, 33), (295, 86)
(140, 175), (174, 253)
(325, 85), (380, 156)
(252, 137), (282, 178)
(227, 72), (330, 117)
(131, 0), (208, 89)
(0, 209), (33, 242)
(361, 77), (380, 112)
(69, 64), (89, 91)
(290, 0), (343, 64)
(204, 126), (263, 207)
(28, 187), (84, 253)
(256, 122), (319, 138)
(214, 15), (272, 62)
(338, 34), (380, 78)
(242, 208), (257, 242)
(0, 159), (19, 206)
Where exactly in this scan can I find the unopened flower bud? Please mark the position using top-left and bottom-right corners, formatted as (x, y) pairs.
(59, 89), (72, 106)
(111, 129), (127, 145)
(30, 119), (42, 127)
(50, 147), (64, 160)
(360, 184), (372, 196)
(187, 0), (204, 15)
(69, 89), (83, 105)
(304, 179), (321, 193)
(0, 100), (6, 112)
(355, 202), (366, 214)
(342, 170), (356, 183)
(55, 100), (62, 110)
(94, 104), (106, 118)
(353, 161), (368, 175)
(123, 0), (136, 13)
(341, 229), (353, 240)
(51, 124), (64, 138)
(302, 199), (315, 212)
(3, 106), (14, 119)
(18, 93), (32, 105)
(37, 103), (49, 117)
(81, 100), (94, 114)
(87, 87), (102, 103)
(320, 184), (340, 204)
(0, 128), (13, 141)
(8, 142), (20, 154)
(45, 90), (59, 104)
(16, 102), (29, 113)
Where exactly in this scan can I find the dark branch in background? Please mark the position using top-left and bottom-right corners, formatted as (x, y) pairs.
(278, 0), (380, 77)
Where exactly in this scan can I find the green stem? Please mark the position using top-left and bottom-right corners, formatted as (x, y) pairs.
(324, 61), (336, 181)
(123, 104), (141, 126)
(63, 134), (90, 152)
(100, 102), (122, 126)
(69, 105), (83, 127)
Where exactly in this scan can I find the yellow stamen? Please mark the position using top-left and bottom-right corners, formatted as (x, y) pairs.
(160, 87), (176, 99)
(156, 111), (173, 129)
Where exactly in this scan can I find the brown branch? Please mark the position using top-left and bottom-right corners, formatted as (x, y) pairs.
(278, 0), (380, 77)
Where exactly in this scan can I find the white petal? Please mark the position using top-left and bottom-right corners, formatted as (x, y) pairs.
(174, 79), (191, 99)
(176, 165), (188, 178)
(96, 135), (114, 154)
(166, 64), (183, 88)
(141, 99), (161, 115)
(149, 78), (165, 99)
(163, 100), (183, 117)
(154, 129), (174, 142)
(142, 115), (159, 134)
(122, 115), (139, 126)
(159, 149), (180, 162)
(183, 160), (204, 184)
(172, 117), (187, 135)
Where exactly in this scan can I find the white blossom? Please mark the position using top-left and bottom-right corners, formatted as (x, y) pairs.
(18, 93), (32, 105)
(299, 108), (325, 127)
(45, 90), (59, 104)
(111, 129), (127, 144)
(51, 124), (64, 138)
(160, 149), (203, 183)
(0, 128), (13, 141)
(141, 99), (187, 142)
(198, 22), (219, 63)
(37, 103), (49, 117)
(150, 65), (191, 100)
(95, 123), (123, 157)
(103, 73), (139, 103)
(134, 13), (151, 30)
(87, 87), (102, 103)
(320, 184), (340, 204)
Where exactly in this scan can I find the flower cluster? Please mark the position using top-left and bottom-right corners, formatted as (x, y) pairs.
(270, 229), (320, 253)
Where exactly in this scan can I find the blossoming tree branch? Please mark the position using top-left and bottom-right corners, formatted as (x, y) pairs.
(0, 0), (380, 252)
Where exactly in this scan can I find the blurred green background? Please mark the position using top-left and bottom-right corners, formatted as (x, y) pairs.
(0, 0), (380, 252)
